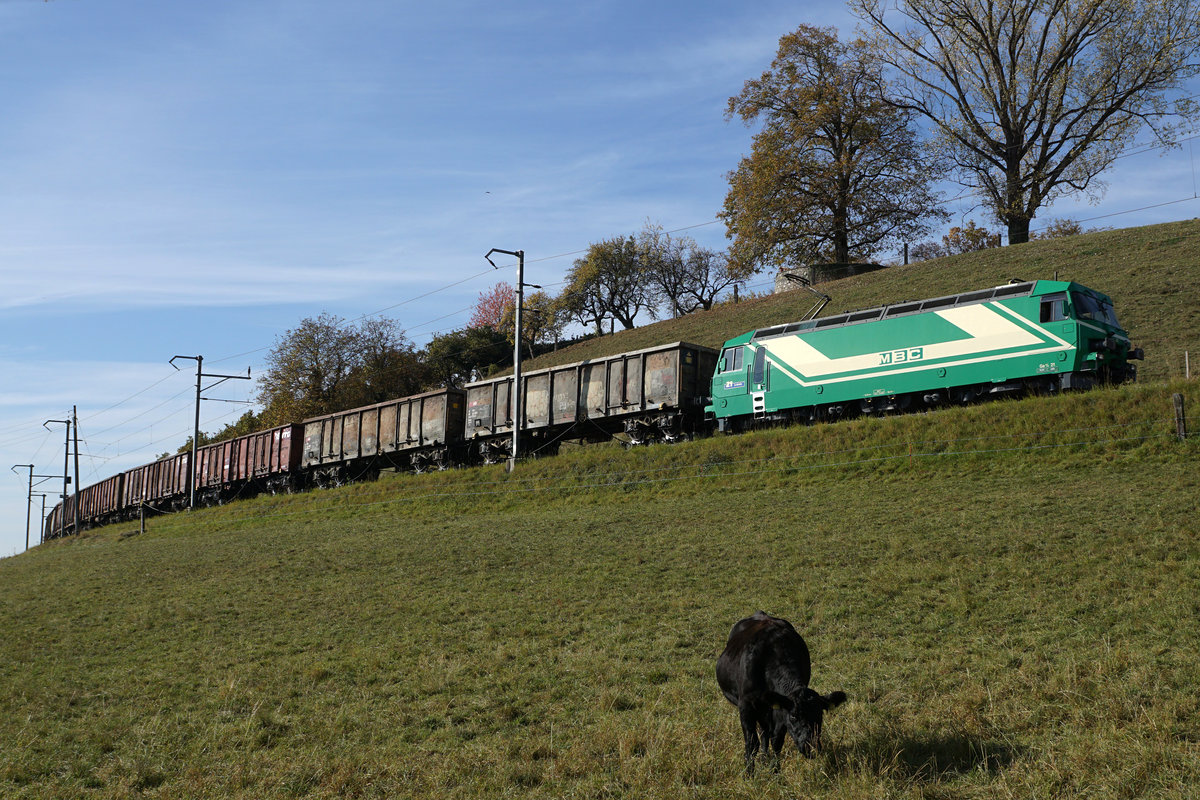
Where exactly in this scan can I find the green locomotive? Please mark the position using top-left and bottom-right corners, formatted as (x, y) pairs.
(707, 280), (1142, 431)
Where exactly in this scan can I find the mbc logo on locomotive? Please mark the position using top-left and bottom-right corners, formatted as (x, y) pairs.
(880, 347), (924, 366)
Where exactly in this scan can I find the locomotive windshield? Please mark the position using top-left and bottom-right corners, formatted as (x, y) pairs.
(1070, 291), (1121, 328)
(720, 346), (744, 373)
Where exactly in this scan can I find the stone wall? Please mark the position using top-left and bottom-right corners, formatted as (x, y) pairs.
(774, 262), (887, 293)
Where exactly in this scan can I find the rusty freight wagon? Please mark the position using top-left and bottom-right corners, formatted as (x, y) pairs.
(122, 451), (191, 512)
(44, 500), (64, 542)
(195, 423), (304, 505)
(464, 341), (719, 462)
(76, 472), (125, 528)
(301, 388), (467, 484)
(43, 471), (126, 538)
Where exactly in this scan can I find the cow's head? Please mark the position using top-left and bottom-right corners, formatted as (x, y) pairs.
(772, 688), (847, 756)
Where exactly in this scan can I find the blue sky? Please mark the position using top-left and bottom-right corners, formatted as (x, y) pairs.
(2, 0), (1198, 557)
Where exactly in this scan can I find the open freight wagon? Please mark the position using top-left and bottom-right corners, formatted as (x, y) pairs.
(194, 423), (304, 505)
(300, 388), (467, 484)
(464, 341), (718, 463)
(122, 451), (191, 514)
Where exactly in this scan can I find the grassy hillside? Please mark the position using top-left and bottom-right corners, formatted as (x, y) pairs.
(2, 377), (1198, 798)
(525, 219), (1200, 383)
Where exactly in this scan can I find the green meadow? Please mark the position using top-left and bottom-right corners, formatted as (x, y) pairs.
(2, 222), (1199, 798)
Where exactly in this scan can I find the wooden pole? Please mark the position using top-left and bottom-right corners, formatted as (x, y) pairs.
(1174, 394), (1187, 441)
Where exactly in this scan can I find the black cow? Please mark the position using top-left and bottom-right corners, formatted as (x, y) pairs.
(716, 611), (846, 772)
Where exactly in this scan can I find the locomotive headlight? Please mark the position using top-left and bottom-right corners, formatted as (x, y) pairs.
(1087, 336), (1120, 353)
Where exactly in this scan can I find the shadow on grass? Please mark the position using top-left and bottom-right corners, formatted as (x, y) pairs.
(834, 731), (1023, 782)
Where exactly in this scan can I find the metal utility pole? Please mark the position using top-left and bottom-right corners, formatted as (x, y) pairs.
(12, 464), (33, 550)
(43, 418), (71, 538)
(13, 465), (71, 548)
(72, 405), (81, 533)
(32, 493), (48, 545)
(170, 355), (251, 509)
(12, 464), (32, 550)
(485, 248), (540, 472)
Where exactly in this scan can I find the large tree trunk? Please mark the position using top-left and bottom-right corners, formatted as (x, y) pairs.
(1006, 218), (1031, 245)
(833, 196), (851, 263)
(833, 233), (850, 263)
(1005, 166), (1032, 244)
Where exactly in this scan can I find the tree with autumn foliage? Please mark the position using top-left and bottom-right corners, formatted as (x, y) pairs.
(421, 326), (511, 388)
(499, 289), (566, 356)
(1033, 219), (1089, 240)
(257, 312), (360, 424)
(722, 25), (945, 274)
(469, 282), (516, 333)
(910, 220), (1001, 260)
(340, 316), (428, 407)
(942, 221), (1001, 255)
(257, 313), (425, 424)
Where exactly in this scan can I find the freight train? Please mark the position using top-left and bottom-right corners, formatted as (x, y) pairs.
(43, 279), (1141, 540)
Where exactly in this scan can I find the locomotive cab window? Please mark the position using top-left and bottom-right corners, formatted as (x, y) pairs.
(720, 346), (744, 373)
(1039, 292), (1068, 323)
(1070, 291), (1121, 327)
(751, 347), (767, 386)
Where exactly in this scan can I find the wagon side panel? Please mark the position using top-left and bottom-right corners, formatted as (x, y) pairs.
(580, 364), (606, 419)
(643, 349), (680, 408)
(524, 373), (550, 429)
(550, 366), (579, 425)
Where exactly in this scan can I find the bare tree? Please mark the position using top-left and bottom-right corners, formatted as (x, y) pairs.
(679, 246), (740, 313)
(637, 223), (692, 319)
(853, 0), (1200, 244)
(637, 223), (740, 317)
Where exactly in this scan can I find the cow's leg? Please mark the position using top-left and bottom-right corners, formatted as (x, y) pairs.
(768, 723), (787, 770)
(739, 706), (761, 774)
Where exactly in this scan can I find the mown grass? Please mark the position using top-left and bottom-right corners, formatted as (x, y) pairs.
(524, 219), (1200, 384)
(2, 380), (1197, 798)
